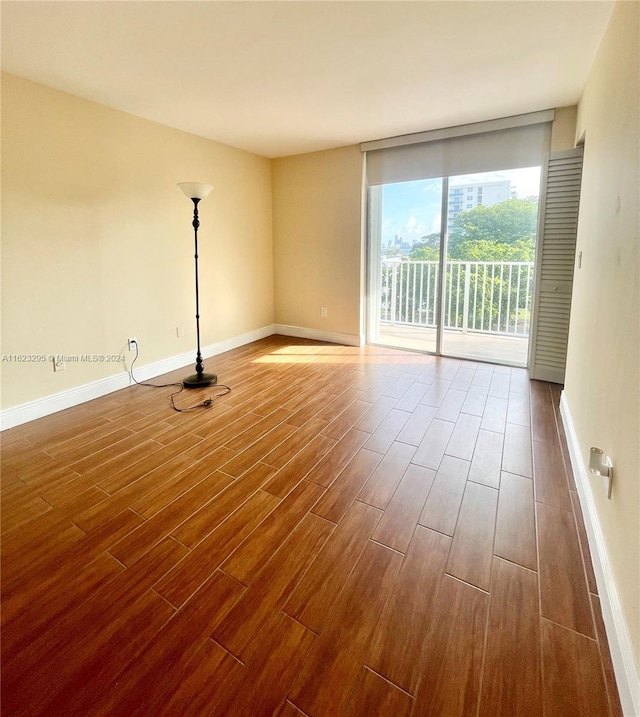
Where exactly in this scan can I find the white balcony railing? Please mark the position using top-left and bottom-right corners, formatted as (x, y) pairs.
(381, 260), (535, 337)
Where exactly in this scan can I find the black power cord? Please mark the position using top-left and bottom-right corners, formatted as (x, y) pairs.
(128, 339), (231, 412)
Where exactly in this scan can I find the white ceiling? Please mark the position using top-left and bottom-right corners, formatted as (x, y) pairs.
(1, 1), (614, 158)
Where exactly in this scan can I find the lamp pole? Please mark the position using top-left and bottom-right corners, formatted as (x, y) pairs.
(177, 182), (217, 388)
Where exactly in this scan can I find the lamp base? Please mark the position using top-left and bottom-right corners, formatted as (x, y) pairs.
(183, 372), (217, 389)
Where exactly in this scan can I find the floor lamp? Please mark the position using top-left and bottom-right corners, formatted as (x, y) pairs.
(177, 182), (217, 388)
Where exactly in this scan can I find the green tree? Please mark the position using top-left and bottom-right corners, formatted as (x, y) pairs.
(448, 197), (538, 260)
(420, 232), (441, 248)
(451, 238), (535, 262)
(410, 244), (439, 261)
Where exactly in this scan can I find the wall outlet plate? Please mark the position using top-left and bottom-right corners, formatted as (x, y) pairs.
(128, 337), (137, 352)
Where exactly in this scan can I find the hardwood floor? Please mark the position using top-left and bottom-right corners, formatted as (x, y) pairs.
(0, 336), (623, 716)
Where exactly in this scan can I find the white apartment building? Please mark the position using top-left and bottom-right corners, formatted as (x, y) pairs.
(447, 179), (511, 232)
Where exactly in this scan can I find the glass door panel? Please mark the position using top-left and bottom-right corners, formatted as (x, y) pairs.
(368, 178), (443, 354)
(441, 167), (541, 366)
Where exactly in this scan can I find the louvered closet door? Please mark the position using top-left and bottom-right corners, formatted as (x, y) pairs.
(528, 147), (584, 383)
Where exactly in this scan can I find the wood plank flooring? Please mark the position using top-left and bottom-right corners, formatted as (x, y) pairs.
(0, 336), (622, 716)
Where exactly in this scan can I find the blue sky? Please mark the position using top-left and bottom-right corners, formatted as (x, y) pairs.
(381, 166), (541, 246)
(382, 178), (443, 245)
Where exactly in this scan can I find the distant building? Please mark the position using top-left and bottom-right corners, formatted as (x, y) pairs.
(447, 179), (511, 233)
(389, 234), (412, 253)
(381, 233), (418, 258)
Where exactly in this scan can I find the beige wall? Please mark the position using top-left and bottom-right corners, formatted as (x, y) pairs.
(271, 146), (364, 340)
(565, 1), (639, 664)
(1, 74), (273, 410)
(550, 105), (577, 151)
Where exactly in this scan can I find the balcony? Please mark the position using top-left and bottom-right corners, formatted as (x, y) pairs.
(378, 259), (534, 366)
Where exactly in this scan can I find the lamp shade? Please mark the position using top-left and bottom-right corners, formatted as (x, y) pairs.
(177, 182), (213, 200)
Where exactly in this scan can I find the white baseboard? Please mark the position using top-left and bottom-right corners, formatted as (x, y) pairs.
(560, 392), (640, 716)
(0, 323), (362, 430)
(1, 373), (132, 432)
(274, 323), (363, 347)
(0, 325), (275, 431)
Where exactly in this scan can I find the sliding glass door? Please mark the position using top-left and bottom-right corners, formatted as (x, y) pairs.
(364, 115), (551, 366)
(368, 178), (443, 355)
(441, 167), (541, 365)
(368, 166), (542, 367)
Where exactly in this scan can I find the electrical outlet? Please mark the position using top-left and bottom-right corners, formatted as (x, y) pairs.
(53, 356), (65, 372)
(321, 307), (328, 318)
(128, 337), (137, 352)
(176, 326), (184, 338)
